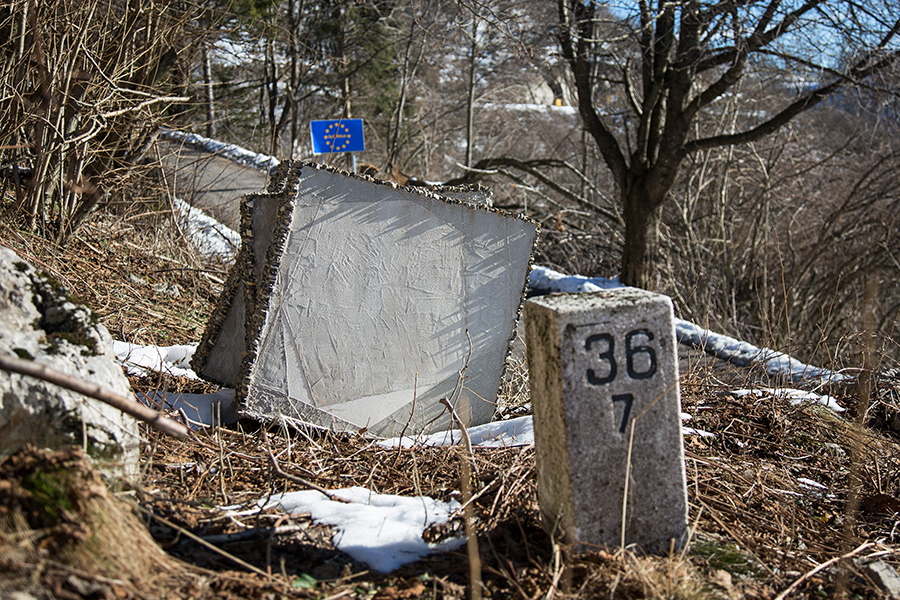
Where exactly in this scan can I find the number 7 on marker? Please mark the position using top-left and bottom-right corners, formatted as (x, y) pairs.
(612, 394), (633, 434)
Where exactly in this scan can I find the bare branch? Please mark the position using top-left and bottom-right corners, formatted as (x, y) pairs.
(445, 156), (623, 226)
(0, 352), (188, 439)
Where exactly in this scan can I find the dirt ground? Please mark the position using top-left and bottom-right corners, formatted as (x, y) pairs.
(3, 200), (900, 599)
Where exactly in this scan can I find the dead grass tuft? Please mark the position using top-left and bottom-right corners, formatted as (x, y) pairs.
(0, 191), (223, 346)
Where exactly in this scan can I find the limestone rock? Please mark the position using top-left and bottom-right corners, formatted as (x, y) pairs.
(0, 247), (138, 478)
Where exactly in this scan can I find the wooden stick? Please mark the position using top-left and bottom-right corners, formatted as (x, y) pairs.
(773, 541), (874, 600)
(0, 352), (188, 439)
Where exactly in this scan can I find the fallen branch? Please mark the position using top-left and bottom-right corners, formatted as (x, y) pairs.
(261, 427), (352, 503)
(135, 505), (284, 584)
(773, 541), (874, 600)
(0, 352), (188, 439)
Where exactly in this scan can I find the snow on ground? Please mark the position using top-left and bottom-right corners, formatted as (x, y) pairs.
(223, 487), (464, 573)
(482, 102), (579, 117)
(174, 198), (241, 260)
(129, 131), (852, 572)
(112, 341), (241, 429)
(112, 340), (198, 379)
(730, 387), (845, 412)
(379, 415), (535, 449)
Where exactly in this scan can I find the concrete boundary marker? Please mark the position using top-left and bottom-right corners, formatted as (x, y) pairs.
(524, 289), (688, 554)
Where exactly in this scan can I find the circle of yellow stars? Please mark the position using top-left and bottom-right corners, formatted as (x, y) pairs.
(323, 122), (352, 151)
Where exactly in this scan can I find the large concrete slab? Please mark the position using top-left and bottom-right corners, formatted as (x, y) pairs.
(524, 289), (688, 554)
(191, 161), (298, 387)
(157, 140), (269, 230)
(194, 161), (537, 437)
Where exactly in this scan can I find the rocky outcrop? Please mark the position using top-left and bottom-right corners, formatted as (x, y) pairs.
(0, 247), (138, 478)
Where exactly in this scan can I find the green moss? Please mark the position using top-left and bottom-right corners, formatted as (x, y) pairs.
(12, 347), (34, 360)
(691, 539), (761, 577)
(58, 413), (123, 463)
(14, 261), (29, 272)
(47, 330), (98, 355)
(22, 470), (73, 522)
(30, 271), (99, 356)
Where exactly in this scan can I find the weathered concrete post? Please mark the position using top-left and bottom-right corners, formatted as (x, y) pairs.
(524, 289), (688, 554)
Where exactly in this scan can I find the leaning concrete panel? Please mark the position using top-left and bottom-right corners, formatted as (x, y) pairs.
(191, 162), (302, 386)
(240, 162), (537, 436)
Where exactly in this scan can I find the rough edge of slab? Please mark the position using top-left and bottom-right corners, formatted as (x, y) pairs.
(235, 161), (304, 416)
(190, 161), (300, 386)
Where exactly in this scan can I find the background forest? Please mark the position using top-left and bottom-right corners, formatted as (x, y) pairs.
(3, 0), (900, 372)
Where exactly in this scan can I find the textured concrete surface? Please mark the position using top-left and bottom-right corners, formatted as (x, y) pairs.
(156, 140), (269, 230)
(524, 289), (688, 554)
(0, 248), (139, 478)
(226, 162), (537, 436)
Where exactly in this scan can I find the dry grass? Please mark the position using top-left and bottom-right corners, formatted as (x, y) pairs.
(0, 192), (224, 347)
(3, 195), (900, 599)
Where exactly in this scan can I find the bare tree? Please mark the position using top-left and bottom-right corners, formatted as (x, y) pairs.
(0, 0), (205, 242)
(557, 0), (900, 290)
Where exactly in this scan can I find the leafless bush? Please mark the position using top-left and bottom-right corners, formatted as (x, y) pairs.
(0, 0), (207, 243)
(659, 100), (900, 367)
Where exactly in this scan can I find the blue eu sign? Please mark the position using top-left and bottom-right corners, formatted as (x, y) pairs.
(310, 119), (365, 154)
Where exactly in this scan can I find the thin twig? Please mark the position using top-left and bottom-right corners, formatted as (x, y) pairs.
(700, 500), (779, 579)
(460, 441), (483, 600)
(543, 533), (565, 600)
(261, 427), (352, 503)
(621, 418), (636, 552)
(395, 372), (419, 453)
(136, 505), (285, 584)
(773, 541), (874, 600)
(194, 525), (308, 545)
(0, 352), (187, 438)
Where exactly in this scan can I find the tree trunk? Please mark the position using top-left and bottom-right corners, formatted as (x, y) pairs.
(202, 44), (216, 139)
(465, 17), (478, 169)
(620, 185), (664, 291)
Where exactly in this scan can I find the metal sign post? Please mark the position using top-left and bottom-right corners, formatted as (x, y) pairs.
(310, 119), (365, 172)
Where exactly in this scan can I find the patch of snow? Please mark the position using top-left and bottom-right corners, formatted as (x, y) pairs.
(797, 477), (827, 490)
(174, 198), (241, 261)
(683, 427), (716, 438)
(731, 387), (845, 412)
(380, 415), (535, 448)
(529, 265), (622, 293)
(676, 320), (848, 384)
(481, 102), (578, 116)
(160, 128), (279, 173)
(233, 487), (464, 573)
(111, 340), (199, 379)
(380, 414), (712, 448)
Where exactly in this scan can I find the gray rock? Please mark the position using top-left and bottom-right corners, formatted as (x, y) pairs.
(859, 559), (900, 598)
(0, 247), (138, 478)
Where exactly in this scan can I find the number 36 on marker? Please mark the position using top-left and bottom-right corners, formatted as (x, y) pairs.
(584, 328), (658, 433)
